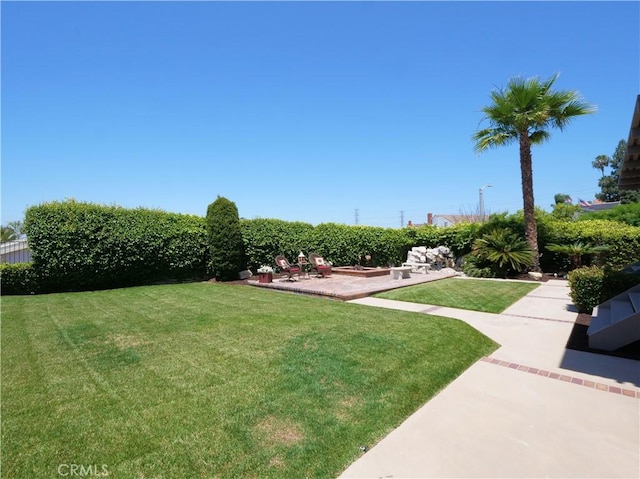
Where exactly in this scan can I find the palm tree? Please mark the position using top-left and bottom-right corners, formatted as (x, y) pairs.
(546, 242), (610, 269)
(591, 154), (610, 178)
(472, 73), (596, 272)
(0, 221), (23, 242)
(472, 228), (533, 277)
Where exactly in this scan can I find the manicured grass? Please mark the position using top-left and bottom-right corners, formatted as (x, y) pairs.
(1, 282), (497, 479)
(374, 277), (540, 313)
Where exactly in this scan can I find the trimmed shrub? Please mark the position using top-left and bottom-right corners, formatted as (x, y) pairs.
(567, 266), (640, 313)
(0, 263), (39, 295)
(206, 196), (247, 281)
(24, 200), (208, 292)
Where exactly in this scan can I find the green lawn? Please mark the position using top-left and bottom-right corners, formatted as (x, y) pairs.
(374, 277), (540, 313)
(1, 282), (497, 479)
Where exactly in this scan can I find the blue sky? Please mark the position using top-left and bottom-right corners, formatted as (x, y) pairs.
(2, 1), (639, 228)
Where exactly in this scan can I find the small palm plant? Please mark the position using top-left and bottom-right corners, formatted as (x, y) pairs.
(545, 242), (609, 269)
(471, 228), (534, 277)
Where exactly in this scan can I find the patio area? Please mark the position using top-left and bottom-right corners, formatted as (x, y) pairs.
(247, 267), (459, 300)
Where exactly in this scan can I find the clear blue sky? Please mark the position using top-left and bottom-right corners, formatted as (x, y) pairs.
(2, 1), (639, 228)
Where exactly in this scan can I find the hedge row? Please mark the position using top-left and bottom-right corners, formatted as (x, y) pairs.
(541, 219), (640, 271)
(3, 200), (640, 295)
(241, 220), (409, 272)
(0, 263), (39, 295)
(21, 200), (209, 293)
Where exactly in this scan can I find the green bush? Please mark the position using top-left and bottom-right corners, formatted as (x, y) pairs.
(461, 254), (495, 278)
(567, 266), (640, 313)
(23, 200), (208, 292)
(469, 228), (533, 277)
(0, 263), (39, 295)
(206, 197), (247, 281)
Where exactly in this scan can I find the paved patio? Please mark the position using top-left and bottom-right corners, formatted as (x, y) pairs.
(247, 267), (458, 300)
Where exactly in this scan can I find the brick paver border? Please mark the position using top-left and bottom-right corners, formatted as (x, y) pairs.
(480, 357), (640, 399)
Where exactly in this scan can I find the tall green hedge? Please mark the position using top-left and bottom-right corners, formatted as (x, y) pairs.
(11, 201), (640, 295)
(23, 200), (208, 292)
(241, 220), (407, 271)
(241, 218), (315, 271)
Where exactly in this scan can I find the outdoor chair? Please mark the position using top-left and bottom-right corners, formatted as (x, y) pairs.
(275, 255), (301, 281)
(309, 253), (332, 278)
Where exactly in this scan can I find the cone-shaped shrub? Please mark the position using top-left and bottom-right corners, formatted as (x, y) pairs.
(206, 196), (247, 281)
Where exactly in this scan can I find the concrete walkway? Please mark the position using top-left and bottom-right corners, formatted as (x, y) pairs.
(339, 278), (640, 479)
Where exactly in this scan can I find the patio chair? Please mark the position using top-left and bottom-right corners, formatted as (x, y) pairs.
(275, 255), (301, 281)
(309, 253), (332, 278)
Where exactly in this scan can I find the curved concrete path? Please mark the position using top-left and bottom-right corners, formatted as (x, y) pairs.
(340, 278), (640, 479)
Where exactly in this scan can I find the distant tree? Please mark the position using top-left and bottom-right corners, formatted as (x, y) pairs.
(0, 221), (23, 242)
(591, 155), (610, 178)
(553, 193), (572, 205)
(551, 202), (581, 221)
(620, 190), (640, 204)
(611, 138), (626, 173)
(472, 73), (596, 272)
(206, 196), (247, 281)
(597, 175), (621, 203)
(594, 139), (640, 203)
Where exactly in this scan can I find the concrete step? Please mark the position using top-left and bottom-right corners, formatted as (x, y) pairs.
(611, 299), (635, 324)
(587, 284), (640, 351)
(587, 306), (611, 334)
(628, 291), (640, 312)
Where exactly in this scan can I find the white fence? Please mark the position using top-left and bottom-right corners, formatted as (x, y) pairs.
(0, 239), (32, 264)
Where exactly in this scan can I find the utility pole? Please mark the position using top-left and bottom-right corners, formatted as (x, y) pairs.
(479, 184), (492, 221)
(354, 208), (359, 225)
(400, 210), (404, 228)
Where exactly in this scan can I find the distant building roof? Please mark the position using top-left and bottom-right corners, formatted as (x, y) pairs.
(578, 199), (621, 211)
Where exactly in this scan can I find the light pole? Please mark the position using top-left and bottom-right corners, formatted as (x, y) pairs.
(479, 184), (492, 221)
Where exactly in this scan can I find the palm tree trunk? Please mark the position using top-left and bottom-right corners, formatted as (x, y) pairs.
(519, 133), (541, 272)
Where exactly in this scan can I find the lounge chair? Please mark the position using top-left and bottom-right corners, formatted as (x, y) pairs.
(275, 255), (301, 281)
(309, 253), (332, 278)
